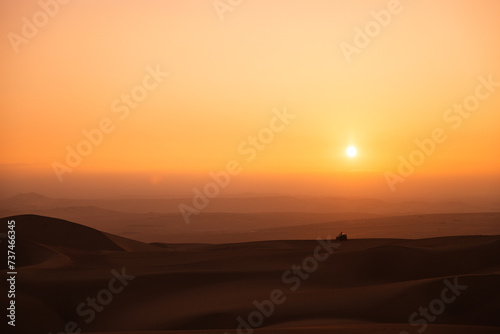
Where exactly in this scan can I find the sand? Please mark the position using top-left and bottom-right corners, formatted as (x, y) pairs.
(2, 214), (499, 333)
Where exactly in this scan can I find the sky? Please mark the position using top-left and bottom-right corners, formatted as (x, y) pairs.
(1, 0), (499, 199)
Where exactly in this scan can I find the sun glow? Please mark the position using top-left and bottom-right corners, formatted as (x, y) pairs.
(346, 146), (357, 158)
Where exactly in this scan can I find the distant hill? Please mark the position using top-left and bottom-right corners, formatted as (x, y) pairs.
(1, 192), (72, 211)
(2, 192), (499, 214)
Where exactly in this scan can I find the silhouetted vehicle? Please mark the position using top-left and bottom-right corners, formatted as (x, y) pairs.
(336, 232), (347, 241)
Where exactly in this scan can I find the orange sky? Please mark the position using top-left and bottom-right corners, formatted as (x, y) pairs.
(1, 0), (499, 199)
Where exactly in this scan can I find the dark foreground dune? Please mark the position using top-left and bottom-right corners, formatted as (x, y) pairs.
(2, 214), (500, 334)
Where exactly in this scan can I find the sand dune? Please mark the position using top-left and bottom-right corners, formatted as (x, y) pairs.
(2, 205), (500, 243)
(13, 214), (124, 252)
(3, 193), (499, 245)
(2, 214), (499, 333)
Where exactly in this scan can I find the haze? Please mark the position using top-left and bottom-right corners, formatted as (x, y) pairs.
(1, 0), (499, 200)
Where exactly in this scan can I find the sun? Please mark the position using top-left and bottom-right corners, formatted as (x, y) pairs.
(346, 145), (357, 158)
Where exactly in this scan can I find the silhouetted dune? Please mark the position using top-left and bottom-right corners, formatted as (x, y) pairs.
(2, 214), (499, 333)
(5, 207), (500, 243)
(0, 239), (59, 269)
(8, 214), (125, 251)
